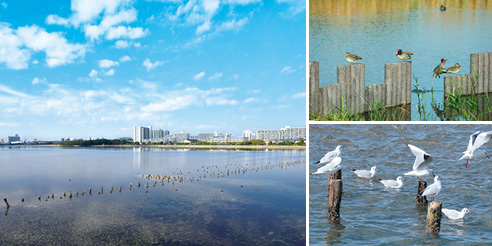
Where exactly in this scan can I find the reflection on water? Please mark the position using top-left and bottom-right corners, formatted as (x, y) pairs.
(310, 124), (492, 244)
(310, 0), (492, 119)
(0, 147), (305, 245)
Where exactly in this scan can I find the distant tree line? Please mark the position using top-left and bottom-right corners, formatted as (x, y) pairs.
(60, 139), (131, 147)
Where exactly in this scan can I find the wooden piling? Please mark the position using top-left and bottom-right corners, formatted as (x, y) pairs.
(426, 201), (442, 233)
(328, 170), (342, 221)
(3, 198), (10, 208)
(416, 181), (428, 207)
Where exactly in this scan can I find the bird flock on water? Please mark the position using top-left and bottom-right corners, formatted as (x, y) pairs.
(312, 130), (492, 221)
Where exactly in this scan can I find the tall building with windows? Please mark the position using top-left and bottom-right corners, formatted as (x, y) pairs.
(242, 130), (254, 140)
(133, 126), (151, 143)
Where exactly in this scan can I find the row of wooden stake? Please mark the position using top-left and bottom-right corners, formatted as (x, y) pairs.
(327, 170), (442, 233)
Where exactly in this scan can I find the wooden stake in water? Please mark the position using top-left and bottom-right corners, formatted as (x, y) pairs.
(3, 198), (10, 208)
(328, 170), (342, 221)
(416, 181), (428, 207)
(426, 200), (442, 233)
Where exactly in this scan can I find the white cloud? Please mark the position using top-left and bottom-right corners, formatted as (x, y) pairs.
(281, 66), (295, 74)
(133, 42), (141, 47)
(16, 25), (86, 67)
(208, 72), (223, 80)
(32, 77), (47, 85)
(0, 25), (30, 70)
(216, 17), (249, 32)
(1, 2), (7, 8)
(119, 55), (131, 62)
(105, 26), (147, 40)
(233, 74), (239, 80)
(276, 0), (306, 17)
(32, 60), (39, 64)
(46, 0), (148, 42)
(142, 58), (163, 71)
(98, 59), (119, 68)
(194, 71), (205, 80)
(115, 40), (130, 48)
(205, 98), (238, 106)
(248, 89), (261, 94)
(244, 97), (257, 103)
(89, 69), (98, 77)
(291, 92), (305, 99)
(105, 68), (115, 76)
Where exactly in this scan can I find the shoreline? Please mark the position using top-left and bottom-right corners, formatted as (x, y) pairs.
(32, 144), (306, 150)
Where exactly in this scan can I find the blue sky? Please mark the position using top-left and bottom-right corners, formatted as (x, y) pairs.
(0, 0), (306, 140)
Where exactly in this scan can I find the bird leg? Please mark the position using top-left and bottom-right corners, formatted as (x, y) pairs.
(465, 159), (471, 168)
(418, 177), (425, 184)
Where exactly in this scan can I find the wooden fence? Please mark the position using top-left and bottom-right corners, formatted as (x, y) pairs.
(309, 61), (412, 116)
(444, 52), (492, 95)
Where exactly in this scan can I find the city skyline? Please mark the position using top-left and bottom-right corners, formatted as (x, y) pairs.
(0, 0), (306, 140)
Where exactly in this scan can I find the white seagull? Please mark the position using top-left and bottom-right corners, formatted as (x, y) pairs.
(315, 145), (344, 164)
(311, 157), (342, 180)
(459, 130), (492, 168)
(404, 144), (434, 184)
(421, 175), (441, 201)
(442, 208), (472, 220)
(350, 166), (379, 179)
(378, 176), (405, 189)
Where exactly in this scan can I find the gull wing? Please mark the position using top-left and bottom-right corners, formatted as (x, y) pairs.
(466, 131), (481, 152)
(471, 130), (492, 152)
(408, 144), (433, 171)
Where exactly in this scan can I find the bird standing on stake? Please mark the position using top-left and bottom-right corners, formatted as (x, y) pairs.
(421, 175), (441, 201)
(345, 52), (362, 63)
(432, 58), (447, 78)
(396, 49), (413, 60)
(311, 157), (342, 180)
(459, 130), (492, 168)
(314, 145), (344, 164)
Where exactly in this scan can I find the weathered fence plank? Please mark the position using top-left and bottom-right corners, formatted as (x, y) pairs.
(444, 52), (492, 96)
(309, 62), (411, 116)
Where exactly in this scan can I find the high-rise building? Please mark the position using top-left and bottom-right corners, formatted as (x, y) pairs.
(133, 126), (151, 143)
(242, 130), (254, 140)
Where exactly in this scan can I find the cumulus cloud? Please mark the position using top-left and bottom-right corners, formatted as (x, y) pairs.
(46, 0), (148, 41)
(193, 71), (205, 80)
(208, 72), (222, 80)
(105, 68), (115, 76)
(142, 58), (163, 71)
(98, 59), (119, 68)
(0, 24), (86, 69)
(119, 55), (131, 62)
(32, 77), (47, 85)
(89, 69), (98, 77)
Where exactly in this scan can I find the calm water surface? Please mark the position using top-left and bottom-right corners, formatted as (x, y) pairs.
(0, 147), (305, 245)
(310, 0), (492, 119)
(310, 124), (492, 245)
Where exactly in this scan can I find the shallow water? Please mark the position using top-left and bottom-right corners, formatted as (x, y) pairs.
(310, 124), (492, 245)
(0, 147), (305, 245)
(309, 0), (492, 119)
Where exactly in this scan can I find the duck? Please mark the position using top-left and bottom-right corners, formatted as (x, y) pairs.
(432, 58), (447, 78)
(345, 52), (362, 64)
(396, 49), (413, 60)
(445, 63), (461, 74)
(440, 5), (446, 11)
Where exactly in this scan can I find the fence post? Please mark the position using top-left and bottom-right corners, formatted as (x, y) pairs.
(328, 170), (342, 221)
